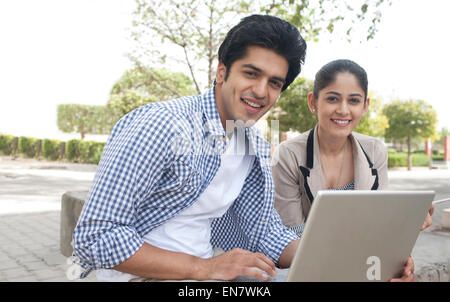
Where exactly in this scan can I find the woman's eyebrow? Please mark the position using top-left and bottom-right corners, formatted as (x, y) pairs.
(325, 91), (363, 97)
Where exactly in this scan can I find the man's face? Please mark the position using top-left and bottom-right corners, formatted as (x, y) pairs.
(215, 46), (289, 130)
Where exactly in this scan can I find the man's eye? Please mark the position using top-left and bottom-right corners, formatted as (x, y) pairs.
(244, 71), (256, 77)
(350, 98), (361, 104)
(270, 80), (282, 89)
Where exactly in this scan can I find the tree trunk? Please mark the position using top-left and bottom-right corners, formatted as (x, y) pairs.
(407, 134), (412, 171)
(427, 138), (433, 170)
(207, 2), (214, 88)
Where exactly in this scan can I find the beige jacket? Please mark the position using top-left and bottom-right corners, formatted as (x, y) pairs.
(271, 126), (388, 228)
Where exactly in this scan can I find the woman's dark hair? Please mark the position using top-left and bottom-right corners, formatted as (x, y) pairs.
(313, 59), (368, 100)
(218, 14), (307, 91)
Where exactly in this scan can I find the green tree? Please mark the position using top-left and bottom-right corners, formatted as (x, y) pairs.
(130, 0), (392, 92)
(57, 104), (114, 139)
(267, 77), (316, 135)
(383, 99), (438, 170)
(107, 67), (196, 119)
(354, 93), (388, 137)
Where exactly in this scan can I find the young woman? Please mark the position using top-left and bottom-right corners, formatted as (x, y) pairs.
(271, 59), (433, 281)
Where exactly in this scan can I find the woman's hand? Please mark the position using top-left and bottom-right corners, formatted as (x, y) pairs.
(421, 205), (435, 231)
(390, 256), (414, 282)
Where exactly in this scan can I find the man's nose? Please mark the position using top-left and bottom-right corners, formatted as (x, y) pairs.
(253, 79), (268, 99)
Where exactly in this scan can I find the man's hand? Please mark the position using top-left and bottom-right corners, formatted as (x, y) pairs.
(114, 244), (276, 281)
(421, 205), (435, 231)
(389, 256), (414, 282)
(200, 248), (277, 281)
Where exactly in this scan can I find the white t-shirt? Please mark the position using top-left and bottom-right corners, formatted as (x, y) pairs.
(96, 130), (255, 281)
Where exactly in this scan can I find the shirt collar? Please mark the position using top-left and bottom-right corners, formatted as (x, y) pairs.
(201, 87), (226, 137)
(200, 87), (271, 160)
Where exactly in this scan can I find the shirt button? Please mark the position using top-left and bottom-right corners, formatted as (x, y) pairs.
(262, 219), (267, 224)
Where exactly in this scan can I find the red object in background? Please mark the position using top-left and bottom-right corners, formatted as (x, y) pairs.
(445, 135), (450, 161)
(425, 138), (432, 156)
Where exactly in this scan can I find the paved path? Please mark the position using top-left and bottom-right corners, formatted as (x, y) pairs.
(388, 168), (450, 281)
(0, 211), (97, 282)
(0, 156), (97, 282)
(0, 156), (449, 282)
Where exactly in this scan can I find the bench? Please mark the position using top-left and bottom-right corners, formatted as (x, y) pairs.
(60, 191), (88, 257)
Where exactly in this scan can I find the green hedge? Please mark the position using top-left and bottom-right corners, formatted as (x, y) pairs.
(432, 151), (445, 161)
(388, 153), (430, 167)
(0, 133), (105, 164)
(65, 139), (105, 164)
(42, 139), (63, 161)
(66, 139), (81, 162)
(78, 141), (106, 164)
(412, 154), (430, 166)
(433, 155), (444, 161)
(18, 136), (41, 158)
(0, 134), (18, 155)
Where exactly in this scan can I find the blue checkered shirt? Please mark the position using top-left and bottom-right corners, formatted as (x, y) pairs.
(72, 87), (298, 278)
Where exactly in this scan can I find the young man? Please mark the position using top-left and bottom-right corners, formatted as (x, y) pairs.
(72, 14), (306, 282)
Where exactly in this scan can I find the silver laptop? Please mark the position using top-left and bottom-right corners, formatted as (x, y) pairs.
(286, 190), (434, 282)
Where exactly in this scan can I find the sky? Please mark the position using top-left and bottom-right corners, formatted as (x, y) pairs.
(0, 0), (449, 142)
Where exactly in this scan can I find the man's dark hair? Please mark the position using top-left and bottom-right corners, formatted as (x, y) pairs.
(313, 59), (368, 101)
(218, 14), (306, 91)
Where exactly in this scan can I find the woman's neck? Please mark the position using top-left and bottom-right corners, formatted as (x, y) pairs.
(317, 126), (349, 156)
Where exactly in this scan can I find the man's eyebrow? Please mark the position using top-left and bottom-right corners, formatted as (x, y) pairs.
(241, 64), (286, 83)
(242, 64), (262, 72)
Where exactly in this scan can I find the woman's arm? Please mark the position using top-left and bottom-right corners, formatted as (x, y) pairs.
(271, 143), (305, 227)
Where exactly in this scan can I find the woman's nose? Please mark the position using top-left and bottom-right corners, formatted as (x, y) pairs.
(336, 100), (350, 115)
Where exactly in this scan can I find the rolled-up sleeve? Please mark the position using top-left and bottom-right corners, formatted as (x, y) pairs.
(71, 106), (178, 277)
(258, 207), (299, 265)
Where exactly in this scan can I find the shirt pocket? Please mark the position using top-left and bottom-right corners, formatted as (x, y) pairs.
(173, 158), (204, 191)
(154, 156), (204, 194)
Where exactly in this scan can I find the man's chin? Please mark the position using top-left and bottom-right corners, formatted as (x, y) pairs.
(224, 116), (257, 130)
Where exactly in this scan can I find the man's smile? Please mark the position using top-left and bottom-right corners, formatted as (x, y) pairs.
(241, 97), (265, 114)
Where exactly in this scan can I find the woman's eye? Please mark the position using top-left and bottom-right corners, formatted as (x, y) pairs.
(350, 98), (361, 104)
(326, 96), (338, 102)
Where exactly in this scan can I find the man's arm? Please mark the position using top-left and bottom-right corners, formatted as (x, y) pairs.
(114, 243), (277, 281)
(72, 106), (179, 274)
(278, 239), (299, 268)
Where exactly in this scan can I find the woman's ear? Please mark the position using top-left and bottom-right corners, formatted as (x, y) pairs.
(362, 97), (371, 116)
(307, 92), (317, 114)
(215, 61), (227, 84)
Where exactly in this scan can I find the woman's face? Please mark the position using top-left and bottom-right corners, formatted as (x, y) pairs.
(308, 72), (370, 139)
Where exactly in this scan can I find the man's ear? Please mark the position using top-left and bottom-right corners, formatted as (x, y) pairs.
(216, 61), (227, 84)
